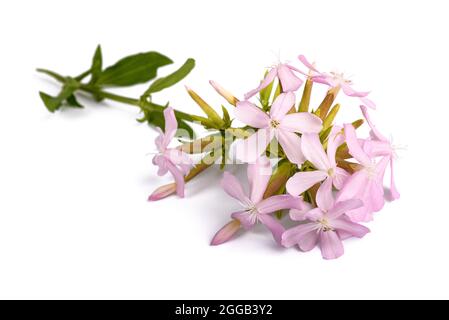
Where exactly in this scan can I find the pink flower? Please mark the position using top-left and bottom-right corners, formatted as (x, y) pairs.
(282, 179), (369, 260)
(286, 126), (349, 197)
(233, 92), (323, 164)
(151, 107), (192, 198)
(360, 105), (400, 200)
(298, 54), (376, 109)
(335, 123), (389, 222)
(211, 156), (307, 245)
(244, 63), (304, 100)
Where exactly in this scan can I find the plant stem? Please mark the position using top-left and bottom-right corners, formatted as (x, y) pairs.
(78, 85), (194, 122)
(79, 84), (140, 106)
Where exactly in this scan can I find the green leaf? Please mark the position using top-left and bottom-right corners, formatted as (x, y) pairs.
(89, 45), (103, 85)
(66, 94), (84, 108)
(38, 78), (80, 112)
(36, 68), (65, 82)
(39, 92), (61, 113)
(97, 51), (172, 87)
(144, 58), (195, 95)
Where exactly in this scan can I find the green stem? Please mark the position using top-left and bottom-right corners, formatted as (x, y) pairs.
(78, 84), (194, 122)
(38, 68), (208, 124)
(79, 84), (140, 106)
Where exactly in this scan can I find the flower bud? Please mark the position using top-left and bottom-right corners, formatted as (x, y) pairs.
(210, 220), (241, 246)
(148, 183), (176, 201)
(209, 80), (239, 106)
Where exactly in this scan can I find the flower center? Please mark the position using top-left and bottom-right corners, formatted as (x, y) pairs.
(247, 206), (260, 224)
(327, 167), (335, 177)
(365, 162), (377, 179)
(270, 119), (280, 128)
(318, 218), (333, 232)
(330, 71), (352, 86)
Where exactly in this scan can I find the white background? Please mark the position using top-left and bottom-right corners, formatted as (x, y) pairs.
(0, 0), (448, 299)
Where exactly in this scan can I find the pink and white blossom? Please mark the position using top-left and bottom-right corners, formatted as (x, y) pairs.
(336, 124), (389, 222)
(286, 126), (349, 197)
(282, 179), (369, 260)
(245, 63), (304, 100)
(211, 156), (307, 245)
(233, 92), (323, 164)
(298, 54), (376, 109)
(151, 107), (192, 198)
(360, 105), (400, 200)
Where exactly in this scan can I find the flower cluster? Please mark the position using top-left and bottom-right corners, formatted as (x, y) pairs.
(149, 55), (400, 260)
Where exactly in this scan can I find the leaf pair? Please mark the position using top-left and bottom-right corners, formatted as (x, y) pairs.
(39, 78), (83, 112)
(39, 45), (196, 113)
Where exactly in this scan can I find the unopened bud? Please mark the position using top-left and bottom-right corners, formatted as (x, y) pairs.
(148, 183), (176, 201)
(209, 80), (239, 106)
(210, 220), (241, 246)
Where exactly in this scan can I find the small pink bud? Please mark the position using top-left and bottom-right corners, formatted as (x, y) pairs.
(210, 220), (241, 246)
(209, 80), (239, 106)
(148, 183), (176, 201)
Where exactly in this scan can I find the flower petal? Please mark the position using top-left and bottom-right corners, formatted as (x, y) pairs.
(280, 113), (323, 133)
(256, 195), (303, 214)
(298, 230), (319, 252)
(286, 171), (328, 196)
(165, 149), (192, 174)
(248, 155), (272, 203)
(363, 140), (392, 157)
(341, 84), (369, 97)
(327, 199), (364, 219)
(336, 170), (367, 203)
(344, 123), (372, 167)
(332, 167), (350, 190)
(316, 177), (334, 212)
(319, 230), (344, 260)
(361, 97), (376, 109)
(277, 64), (303, 92)
(360, 105), (387, 141)
(233, 128), (274, 163)
(332, 216), (370, 238)
(276, 130), (305, 165)
(165, 161), (186, 197)
(152, 154), (169, 176)
(301, 133), (330, 170)
(210, 220), (241, 246)
(305, 208), (325, 222)
(244, 67), (277, 100)
(220, 171), (250, 205)
(311, 75), (332, 85)
(259, 214), (285, 245)
(161, 107), (178, 149)
(235, 101), (270, 128)
(269, 92), (296, 120)
(389, 158), (400, 200)
(298, 54), (320, 73)
(326, 125), (344, 166)
(289, 201), (313, 221)
(281, 223), (319, 248)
